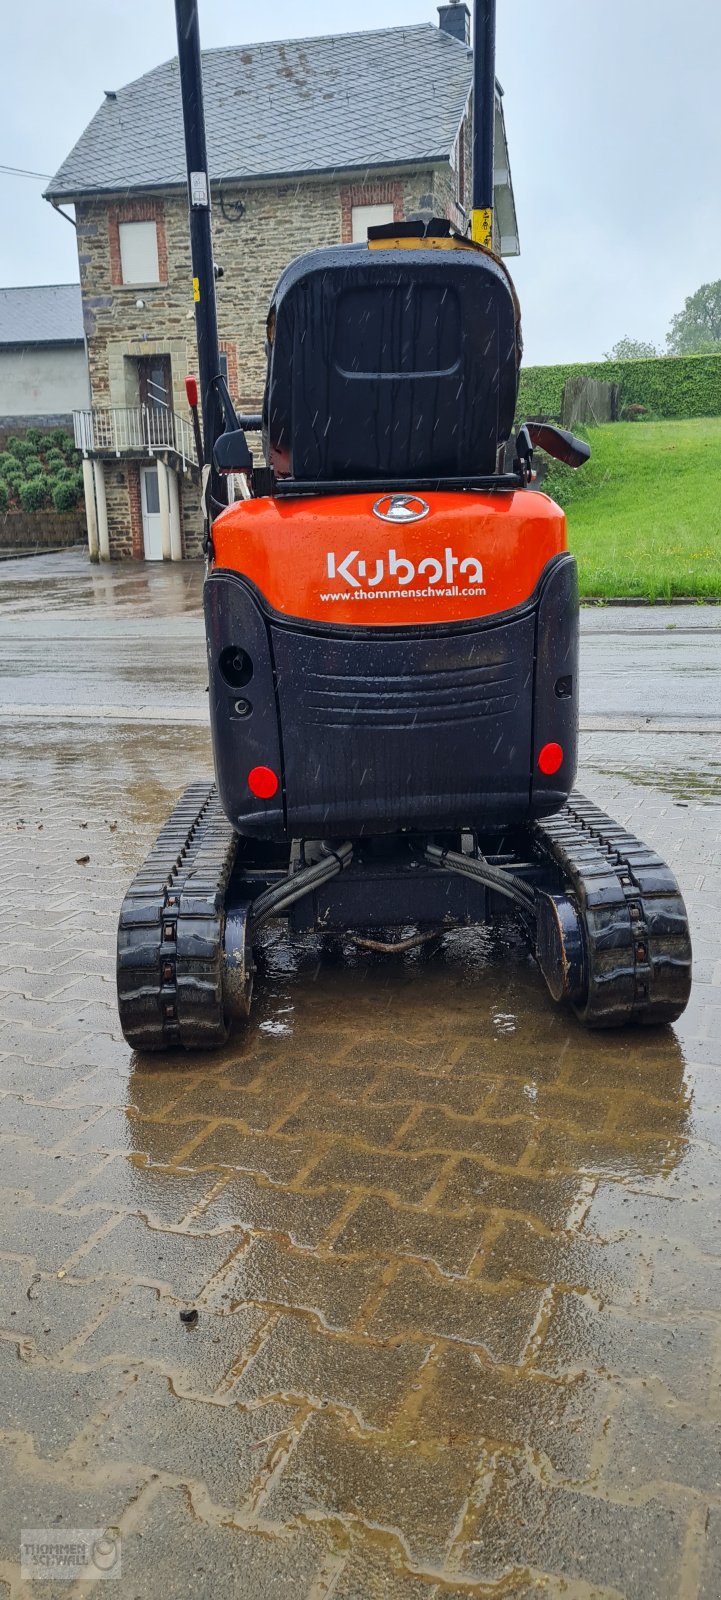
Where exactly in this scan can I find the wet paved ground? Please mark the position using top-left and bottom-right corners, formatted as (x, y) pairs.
(0, 550), (720, 1599)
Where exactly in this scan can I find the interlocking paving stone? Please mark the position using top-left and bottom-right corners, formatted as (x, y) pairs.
(583, 1180), (721, 1257)
(197, 1172), (346, 1246)
(0, 1342), (130, 1458)
(84, 1371), (298, 1506)
(455, 1455), (691, 1600)
(61, 1156), (221, 1224)
(276, 1099), (414, 1145)
(0, 1141), (88, 1204)
(262, 1409), (481, 1567)
(397, 1105), (534, 1164)
(114, 1485), (329, 1599)
(233, 1313), (429, 1427)
(305, 1144), (445, 1202)
(645, 1238), (721, 1316)
(70, 1215), (239, 1297)
(182, 1125), (320, 1182)
(332, 1194), (484, 1276)
(203, 1235), (381, 1330)
(606, 1391), (721, 1496)
(75, 1287), (268, 1393)
(1, 566), (720, 1595)
(536, 1288), (718, 1404)
(0, 1097), (94, 1147)
(0, 1460), (148, 1569)
(0, 1260), (116, 1358)
(439, 1160), (582, 1230)
(0, 1201), (110, 1272)
(413, 1343), (612, 1480)
(369, 1262), (543, 1363)
(482, 1217), (646, 1305)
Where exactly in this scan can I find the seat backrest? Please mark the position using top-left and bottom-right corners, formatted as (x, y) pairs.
(262, 240), (520, 483)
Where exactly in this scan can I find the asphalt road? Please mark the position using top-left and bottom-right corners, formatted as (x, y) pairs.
(0, 550), (719, 732)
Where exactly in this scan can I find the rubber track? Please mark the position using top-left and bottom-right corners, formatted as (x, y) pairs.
(117, 783), (238, 1052)
(533, 790), (692, 1027)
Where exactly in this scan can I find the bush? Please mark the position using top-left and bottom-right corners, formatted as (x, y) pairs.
(54, 430), (75, 456)
(19, 477), (50, 512)
(621, 403), (648, 421)
(0, 458), (24, 486)
(23, 456), (45, 480)
(25, 427), (42, 448)
(0, 481), (8, 514)
(51, 478), (81, 512)
(518, 351), (721, 423)
(5, 438), (38, 465)
(45, 449), (66, 473)
(38, 433), (58, 454)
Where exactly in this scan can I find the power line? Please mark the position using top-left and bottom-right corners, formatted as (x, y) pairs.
(0, 164), (52, 180)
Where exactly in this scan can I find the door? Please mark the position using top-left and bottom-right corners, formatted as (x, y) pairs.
(141, 466), (163, 560)
(138, 355), (171, 412)
(138, 356), (171, 450)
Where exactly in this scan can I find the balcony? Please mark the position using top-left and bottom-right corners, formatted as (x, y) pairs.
(73, 405), (198, 471)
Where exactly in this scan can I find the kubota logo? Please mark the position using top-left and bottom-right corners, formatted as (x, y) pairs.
(373, 493), (429, 524)
(325, 546), (484, 590)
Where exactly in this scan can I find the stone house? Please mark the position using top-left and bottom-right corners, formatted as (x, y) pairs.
(45, 3), (518, 561)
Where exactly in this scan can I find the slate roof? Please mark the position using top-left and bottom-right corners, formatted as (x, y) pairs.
(46, 24), (475, 199)
(0, 284), (84, 346)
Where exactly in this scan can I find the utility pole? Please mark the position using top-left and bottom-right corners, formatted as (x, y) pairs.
(471, 0), (496, 249)
(174, 0), (226, 502)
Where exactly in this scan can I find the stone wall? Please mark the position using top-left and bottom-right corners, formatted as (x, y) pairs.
(0, 509), (85, 552)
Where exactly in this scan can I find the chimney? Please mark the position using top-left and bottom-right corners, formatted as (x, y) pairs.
(437, 2), (471, 46)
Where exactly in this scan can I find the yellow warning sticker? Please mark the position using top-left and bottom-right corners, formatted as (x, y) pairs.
(471, 208), (493, 248)
(192, 277), (200, 303)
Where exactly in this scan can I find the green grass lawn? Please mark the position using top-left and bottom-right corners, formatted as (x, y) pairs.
(542, 417), (721, 599)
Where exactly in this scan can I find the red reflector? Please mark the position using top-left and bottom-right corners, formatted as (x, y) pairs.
(538, 742), (564, 776)
(248, 765), (279, 799)
(185, 374), (198, 407)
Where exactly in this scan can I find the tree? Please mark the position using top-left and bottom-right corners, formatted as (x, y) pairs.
(604, 336), (660, 361)
(667, 281), (721, 354)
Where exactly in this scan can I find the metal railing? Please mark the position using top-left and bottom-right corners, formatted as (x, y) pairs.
(73, 405), (198, 470)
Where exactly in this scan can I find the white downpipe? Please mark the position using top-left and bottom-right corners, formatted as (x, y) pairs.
(167, 468), (183, 561)
(82, 458), (99, 563)
(93, 459), (110, 561)
(157, 459), (172, 561)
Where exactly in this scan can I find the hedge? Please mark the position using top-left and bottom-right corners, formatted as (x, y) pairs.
(517, 352), (721, 422)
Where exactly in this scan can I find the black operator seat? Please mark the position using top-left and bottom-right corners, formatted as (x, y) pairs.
(262, 218), (522, 484)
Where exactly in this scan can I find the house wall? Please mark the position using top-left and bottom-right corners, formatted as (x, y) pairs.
(0, 345), (89, 419)
(75, 162), (452, 558)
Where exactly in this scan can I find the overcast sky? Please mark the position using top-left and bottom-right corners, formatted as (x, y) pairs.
(2, 0), (719, 365)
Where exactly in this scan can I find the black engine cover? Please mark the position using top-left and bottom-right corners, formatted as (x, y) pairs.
(204, 553), (578, 840)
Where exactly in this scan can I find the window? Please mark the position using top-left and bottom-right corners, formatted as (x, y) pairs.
(218, 351), (229, 383)
(118, 220), (160, 284)
(351, 203), (395, 243)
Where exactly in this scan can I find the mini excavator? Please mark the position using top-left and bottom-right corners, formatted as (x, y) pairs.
(117, 0), (692, 1050)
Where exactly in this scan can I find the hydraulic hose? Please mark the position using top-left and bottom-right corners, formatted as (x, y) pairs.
(248, 842), (353, 936)
(424, 843), (536, 920)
